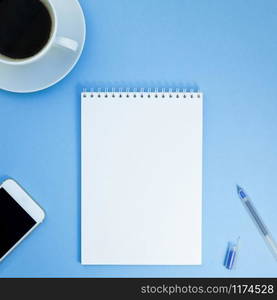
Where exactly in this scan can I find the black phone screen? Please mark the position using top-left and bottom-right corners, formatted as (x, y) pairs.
(0, 188), (36, 259)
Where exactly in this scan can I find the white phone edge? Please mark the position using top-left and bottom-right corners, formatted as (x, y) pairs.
(0, 178), (45, 262)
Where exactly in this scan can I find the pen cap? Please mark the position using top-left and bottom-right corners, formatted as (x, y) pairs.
(224, 239), (239, 270)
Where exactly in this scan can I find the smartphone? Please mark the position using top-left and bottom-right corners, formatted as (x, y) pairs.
(0, 179), (45, 262)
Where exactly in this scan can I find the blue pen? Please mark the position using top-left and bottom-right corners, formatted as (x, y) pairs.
(237, 185), (277, 260)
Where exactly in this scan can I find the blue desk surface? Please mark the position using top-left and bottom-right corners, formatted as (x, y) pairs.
(1, 0), (277, 277)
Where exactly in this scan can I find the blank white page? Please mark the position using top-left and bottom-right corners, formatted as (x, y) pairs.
(81, 91), (203, 265)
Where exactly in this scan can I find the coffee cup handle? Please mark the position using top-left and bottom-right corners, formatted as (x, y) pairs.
(54, 37), (79, 52)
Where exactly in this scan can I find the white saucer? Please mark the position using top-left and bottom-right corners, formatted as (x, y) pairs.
(0, 0), (86, 93)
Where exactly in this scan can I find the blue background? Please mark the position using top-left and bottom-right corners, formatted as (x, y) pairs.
(0, 0), (277, 277)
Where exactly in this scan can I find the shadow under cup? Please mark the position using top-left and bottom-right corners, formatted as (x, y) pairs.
(0, 0), (57, 65)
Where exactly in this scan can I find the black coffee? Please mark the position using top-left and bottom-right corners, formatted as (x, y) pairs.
(0, 0), (52, 59)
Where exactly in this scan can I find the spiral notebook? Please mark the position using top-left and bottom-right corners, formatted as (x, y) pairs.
(81, 89), (203, 265)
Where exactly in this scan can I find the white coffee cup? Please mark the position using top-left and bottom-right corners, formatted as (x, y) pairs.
(0, 0), (79, 66)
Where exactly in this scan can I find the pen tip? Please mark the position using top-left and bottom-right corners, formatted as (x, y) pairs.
(236, 185), (247, 199)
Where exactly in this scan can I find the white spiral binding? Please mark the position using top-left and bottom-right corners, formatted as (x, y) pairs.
(82, 88), (202, 99)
